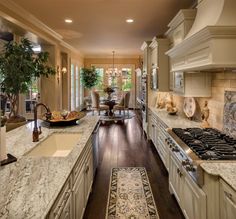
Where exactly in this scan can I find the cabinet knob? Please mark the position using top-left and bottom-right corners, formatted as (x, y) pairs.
(224, 191), (234, 202)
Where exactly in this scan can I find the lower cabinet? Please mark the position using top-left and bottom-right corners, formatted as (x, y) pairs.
(182, 173), (206, 219)
(169, 153), (206, 219)
(148, 109), (169, 171)
(169, 153), (183, 204)
(47, 137), (94, 219)
(73, 169), (85, 219)
(220, 179), (236, 219)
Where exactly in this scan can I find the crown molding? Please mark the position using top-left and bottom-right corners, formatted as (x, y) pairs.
(0, 0), (63, 41)
(0, 0), (83, 56)
(167, 9), (196, 30)
(141, 41), (151, 51)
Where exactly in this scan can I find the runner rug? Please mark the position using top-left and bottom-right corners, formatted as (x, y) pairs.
(106, 167), (160, 219)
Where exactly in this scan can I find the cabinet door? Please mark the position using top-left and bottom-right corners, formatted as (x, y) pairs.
(60, 194), (73, 219)
(220, 180), (236, 219)
(150, 46), (158, 67)
(73, 170), (85, 219)
(169, 155), (183, 204)
(182, 175), (206, 219)
(84, 151), (94, 203)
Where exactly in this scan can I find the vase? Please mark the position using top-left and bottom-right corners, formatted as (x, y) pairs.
(0, 126), (7, 161)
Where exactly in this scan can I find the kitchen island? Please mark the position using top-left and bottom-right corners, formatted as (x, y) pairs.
(0, 116), (99, 219)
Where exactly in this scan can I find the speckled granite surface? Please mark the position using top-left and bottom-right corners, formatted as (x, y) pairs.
(200, 162), (236, 191)
(149, 107), (201, 128)
(0, 116), (99, 219)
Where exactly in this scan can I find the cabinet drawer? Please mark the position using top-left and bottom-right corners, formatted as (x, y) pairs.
(48, 176), (72, 219)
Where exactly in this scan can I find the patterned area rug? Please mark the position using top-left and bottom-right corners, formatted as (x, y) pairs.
(106, 167), (159, 219)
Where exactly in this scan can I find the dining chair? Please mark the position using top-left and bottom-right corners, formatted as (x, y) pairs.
(91, 91), (109, 115)
(113, 91), (130, 117)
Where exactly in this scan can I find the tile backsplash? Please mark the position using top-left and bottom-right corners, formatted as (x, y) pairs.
(173, 71), (236, 131)
(223, 91), (236, 138)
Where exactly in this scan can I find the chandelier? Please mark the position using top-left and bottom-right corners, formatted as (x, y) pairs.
(106, 51), (122, 78)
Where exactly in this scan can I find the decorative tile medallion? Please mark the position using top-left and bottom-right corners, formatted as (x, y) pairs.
(224, 91), (236, 138)
(106, 167), (159, 219)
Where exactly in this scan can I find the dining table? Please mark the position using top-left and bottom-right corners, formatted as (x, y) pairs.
(102, 99), (117, 116)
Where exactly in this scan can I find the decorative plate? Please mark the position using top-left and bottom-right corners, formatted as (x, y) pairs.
(183, 97), (196, 118)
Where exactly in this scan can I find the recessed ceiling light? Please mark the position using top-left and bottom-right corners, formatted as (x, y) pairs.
(65, 19), (73, 23)
(126, 19), (134, 23)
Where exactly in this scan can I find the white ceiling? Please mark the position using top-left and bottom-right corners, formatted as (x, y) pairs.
(11, 0), (195, 57)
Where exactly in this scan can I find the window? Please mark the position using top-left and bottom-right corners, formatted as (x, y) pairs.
(80, 67), (83, 108)
(25, 77), (39, 113)
(122, 68), (132, 91)
(71, 64), (75, 110)
(75, 66), (79, 108)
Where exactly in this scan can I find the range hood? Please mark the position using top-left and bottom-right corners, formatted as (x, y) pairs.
(166, 0), (236, 72)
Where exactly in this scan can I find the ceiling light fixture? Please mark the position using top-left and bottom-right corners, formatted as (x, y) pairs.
(106, 51), (122, 85)
(126, 19), (134, 23)
(65, 19), (73, 23)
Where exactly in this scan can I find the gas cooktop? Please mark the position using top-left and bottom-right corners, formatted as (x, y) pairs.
(172, 128), (236, 160)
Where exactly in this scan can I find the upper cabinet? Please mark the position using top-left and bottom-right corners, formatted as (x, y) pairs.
(149, 37), (170, 92)
(173, 72), (211, 97)
(141, 41), (151, 74)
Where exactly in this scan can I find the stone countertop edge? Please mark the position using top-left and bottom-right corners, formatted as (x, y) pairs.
(149, 107), (201, 128)
(0, 116), (99, 219)
(200, 162), (236, 191)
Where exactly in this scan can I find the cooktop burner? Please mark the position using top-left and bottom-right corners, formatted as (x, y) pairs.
(172, 128), (236, 160)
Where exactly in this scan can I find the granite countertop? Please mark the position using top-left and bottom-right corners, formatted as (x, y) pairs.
(0, 116), (99, 219)
(200, 162), (236, 191)
(149, 107), (201, 128)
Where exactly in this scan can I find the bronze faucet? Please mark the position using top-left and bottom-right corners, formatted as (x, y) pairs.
(33, 103), (52, 142)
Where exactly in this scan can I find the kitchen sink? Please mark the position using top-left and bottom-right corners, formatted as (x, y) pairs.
(25, 132), (81, 157)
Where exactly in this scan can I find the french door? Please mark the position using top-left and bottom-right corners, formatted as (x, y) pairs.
(92, 64), (136, 108)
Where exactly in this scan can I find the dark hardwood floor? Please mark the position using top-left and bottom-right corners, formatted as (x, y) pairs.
(84, 115), (184, 219)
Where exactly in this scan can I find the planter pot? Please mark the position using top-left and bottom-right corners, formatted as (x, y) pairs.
(0, 126), (7, 161)
(6, 121), (27, 132)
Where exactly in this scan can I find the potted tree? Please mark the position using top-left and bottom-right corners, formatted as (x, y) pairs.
(80, 66), (99, 89)
(0, 38), (55, 128)
(81, 66), (100, 109)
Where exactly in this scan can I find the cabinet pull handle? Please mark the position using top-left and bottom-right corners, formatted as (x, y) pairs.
(224, 191), (234, 202)
(86, 165), (89, 173)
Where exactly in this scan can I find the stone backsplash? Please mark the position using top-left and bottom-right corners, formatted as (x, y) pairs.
(152, 71), (236, 131)
(174, 71), (236, 131)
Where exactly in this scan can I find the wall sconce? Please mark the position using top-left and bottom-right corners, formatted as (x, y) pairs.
(57, 66), (67, 84)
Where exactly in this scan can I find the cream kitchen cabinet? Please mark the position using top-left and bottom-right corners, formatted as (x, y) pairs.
(173, 71), (211, 97)
(148, 109), (169, 171)
(220, 179), (236, 219)
(47, 136), (94, 219)
(149, 37), (170, 92)
(73, 168), (85, 219)
(169, 153), (183, 204)
(182, 172), (206, 219)
(169, 152), (206, 219)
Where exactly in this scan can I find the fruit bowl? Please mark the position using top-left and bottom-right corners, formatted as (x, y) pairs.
(45, 111), (86, 126)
